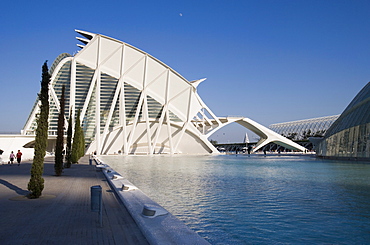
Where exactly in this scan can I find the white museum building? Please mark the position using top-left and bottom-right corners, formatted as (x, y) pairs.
(1, 30), (305, 159)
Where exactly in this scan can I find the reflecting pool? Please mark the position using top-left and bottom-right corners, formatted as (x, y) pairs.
(100, 154), (370, 244)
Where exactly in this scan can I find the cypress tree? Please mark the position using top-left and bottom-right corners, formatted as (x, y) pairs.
(65, 108), (73, 168)
(78, 119), (86, 158)
(71, 109), (85, 163)
(54, 85), (65, 176)
(28, 61), (50, 198)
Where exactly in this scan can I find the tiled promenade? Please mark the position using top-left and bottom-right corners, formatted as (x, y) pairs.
(0, 156), (149, 245)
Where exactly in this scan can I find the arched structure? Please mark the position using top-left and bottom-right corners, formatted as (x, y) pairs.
(22, 30), (305, 155)
(269, 115), (340, 140)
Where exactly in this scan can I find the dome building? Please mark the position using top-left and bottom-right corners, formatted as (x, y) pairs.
(313, 82), (370, 160)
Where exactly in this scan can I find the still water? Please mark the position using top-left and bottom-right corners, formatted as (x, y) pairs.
(100, 154), (370, 244)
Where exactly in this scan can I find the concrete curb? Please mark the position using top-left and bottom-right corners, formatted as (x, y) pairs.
(93, 156), (210, 245)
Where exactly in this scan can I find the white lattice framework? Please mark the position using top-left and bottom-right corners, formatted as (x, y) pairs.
(22, 30), (306, 155)
(269, 115), (339, 140)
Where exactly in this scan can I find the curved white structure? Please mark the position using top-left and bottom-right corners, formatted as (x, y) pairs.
(22, 30), (306, 155)
(207, 117), (306, 152)
(269, 115), (340, 140)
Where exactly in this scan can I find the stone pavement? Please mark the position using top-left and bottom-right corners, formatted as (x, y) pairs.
(0, 156), (149, 245)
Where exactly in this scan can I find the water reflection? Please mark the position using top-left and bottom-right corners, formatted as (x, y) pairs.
(101, 155), (370, 244)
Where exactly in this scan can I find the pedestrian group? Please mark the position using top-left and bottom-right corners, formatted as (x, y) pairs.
(0, 149), (22, 166)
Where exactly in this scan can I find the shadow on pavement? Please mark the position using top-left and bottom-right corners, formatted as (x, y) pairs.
(0, 178), (29, 195)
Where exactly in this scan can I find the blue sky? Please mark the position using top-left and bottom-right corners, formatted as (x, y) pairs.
(1, 0), (369, 142)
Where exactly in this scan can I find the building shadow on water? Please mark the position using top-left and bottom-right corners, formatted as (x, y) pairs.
(0, 179), (29, 195)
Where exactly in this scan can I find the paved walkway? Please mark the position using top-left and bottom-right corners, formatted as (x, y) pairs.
(0, 156), (149, 245)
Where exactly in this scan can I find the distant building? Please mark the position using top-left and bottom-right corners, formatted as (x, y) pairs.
(269, 115), (339, 141)
(312, 82), (370, 160)
(243, 133), (250, 143)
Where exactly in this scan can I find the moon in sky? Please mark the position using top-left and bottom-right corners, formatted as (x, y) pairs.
(179, 13), (183, 16)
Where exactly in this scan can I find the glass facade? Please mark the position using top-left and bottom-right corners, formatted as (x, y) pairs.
(315, 82), (370, 160)
(24, 53), (183, 147)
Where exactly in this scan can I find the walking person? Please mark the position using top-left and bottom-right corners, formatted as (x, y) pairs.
(9, 151), (15, 165)
(16, 150), (22, 166)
